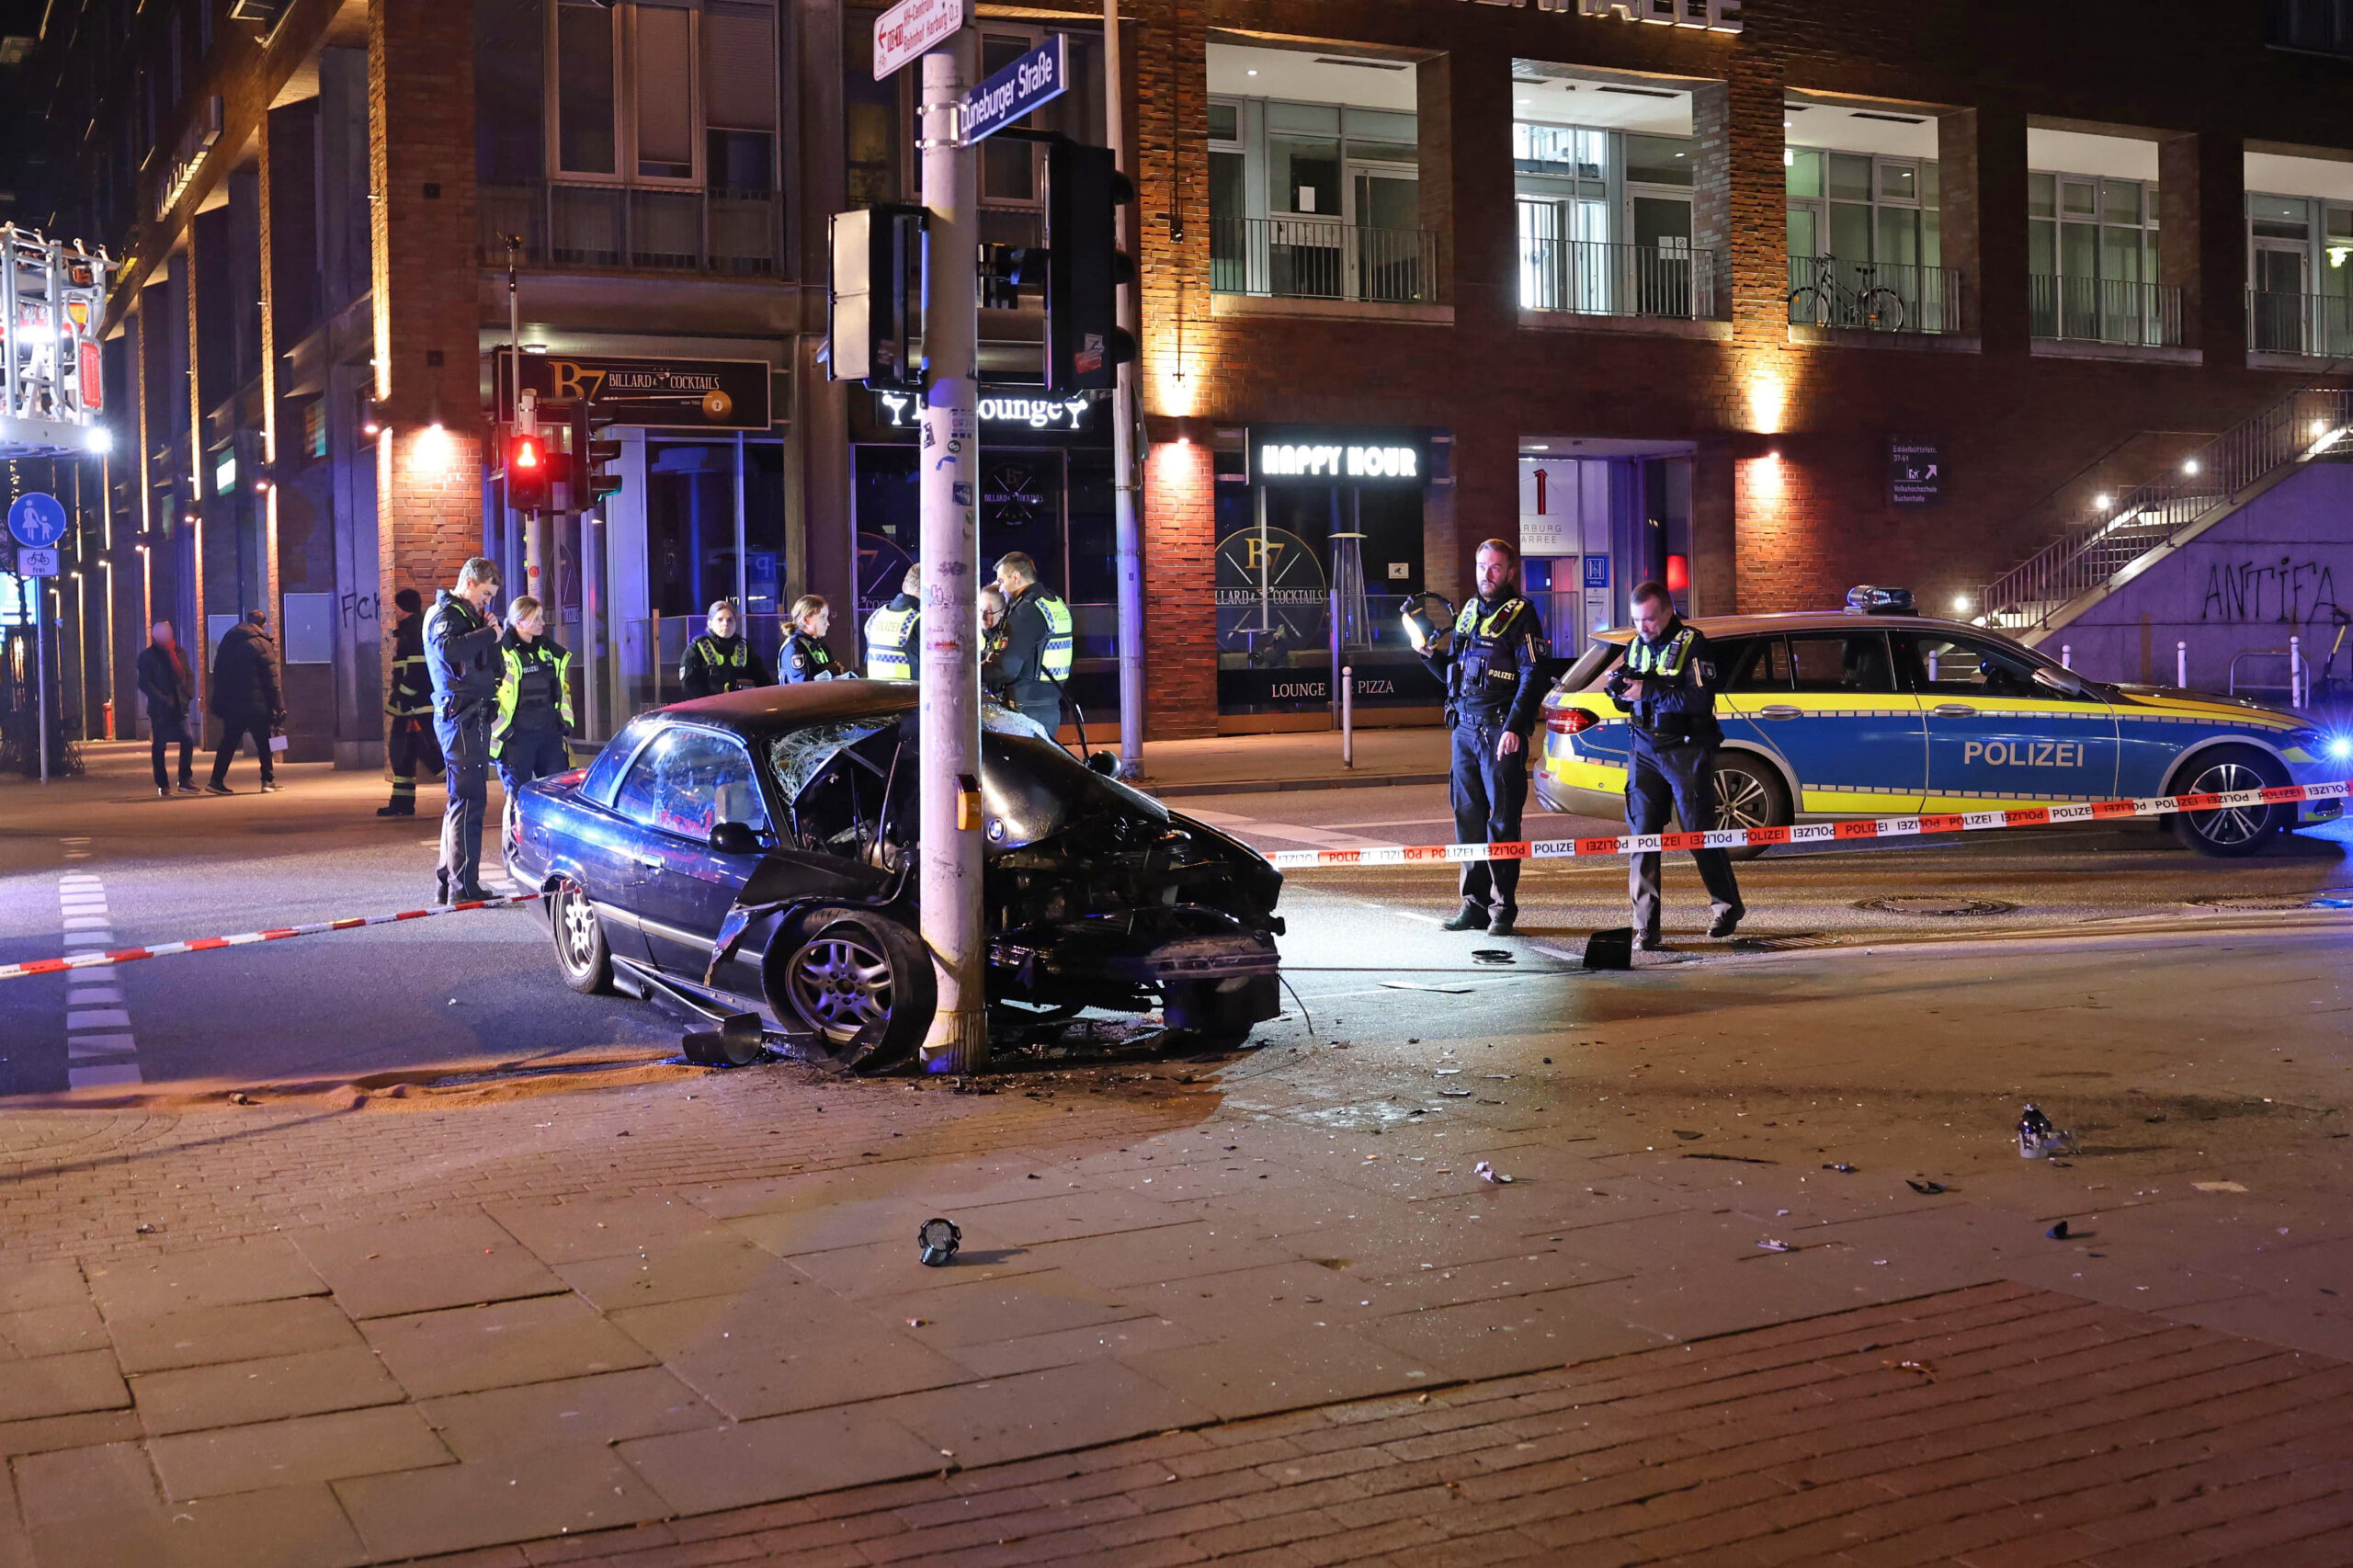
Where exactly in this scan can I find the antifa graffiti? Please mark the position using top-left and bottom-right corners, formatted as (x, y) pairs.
(2200, 558), (2347, 624)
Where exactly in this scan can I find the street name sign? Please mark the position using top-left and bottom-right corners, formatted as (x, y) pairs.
(875, 0), (966, 80)
(7, 492), (68, 549)
(963, 36), (1067, 144)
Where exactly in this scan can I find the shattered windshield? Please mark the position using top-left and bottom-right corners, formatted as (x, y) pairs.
(767, 718), (895, 801)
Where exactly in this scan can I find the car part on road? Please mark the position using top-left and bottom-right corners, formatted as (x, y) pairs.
(1907, 1178), (1949, 1194)
(917, 1217), (961, 1267)
(2170, 744), (2291, 857)
(2047, 1221), (2073, 1240)
(1853, 895), (2019, 917)
(680, 1011), (767, 1067)
(1583, 928), (1633, 971)
(2018, 1104), (2079, 1159)
(1472, 949), (1515, 964)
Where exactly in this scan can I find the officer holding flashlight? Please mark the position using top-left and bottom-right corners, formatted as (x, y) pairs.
(1608, 579), (1744, 949)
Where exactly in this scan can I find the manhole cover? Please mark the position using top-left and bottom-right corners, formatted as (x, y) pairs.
(1854, 896), (2018, 917)
(2187, 892), (2353, 912)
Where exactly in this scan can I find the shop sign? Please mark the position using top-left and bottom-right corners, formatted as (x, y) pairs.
(1890, 437), (1942, 506)
(495, 355), (772, 430)
(874, 389), (1092, 431)
(1463, 0), (1742, 31)
(1249, 427), (1431, 487)
(156, 96), (224, 221)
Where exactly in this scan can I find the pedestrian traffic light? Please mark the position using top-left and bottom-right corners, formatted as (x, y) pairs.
(507, 430), (550, 512)
(827, 204), (926, 389)
(1043, 142), (1137, 392)
(587, 438), (624, 500)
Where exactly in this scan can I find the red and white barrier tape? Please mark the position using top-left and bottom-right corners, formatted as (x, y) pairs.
(1266, 779), (2352, 870)
(0, 892), (545, 982)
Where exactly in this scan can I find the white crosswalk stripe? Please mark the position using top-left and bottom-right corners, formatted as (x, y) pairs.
(57, 852), (138, 1089)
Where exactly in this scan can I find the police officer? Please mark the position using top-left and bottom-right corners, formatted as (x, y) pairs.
(1607, 579), (1744, 949)
(1422, 539), (1548, 936)
(863, 565), (921, 680)
(426, 557), (506, 904)
(379, 587), (442, 817)
(782, 594), (845, 682)
(987, 551), (1073, 736)
(679, 598), (773, 698)
(492, 595), (574, 798)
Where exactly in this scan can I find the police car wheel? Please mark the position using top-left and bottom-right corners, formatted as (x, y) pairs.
(1712, 756), (1790, 864)
(550, 879), (613, 994)
(776, 909), (936, 1074)
(2169, 746), (2288, 858)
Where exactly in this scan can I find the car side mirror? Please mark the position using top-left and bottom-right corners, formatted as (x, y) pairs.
(710, 820), (761, 855)
(1086, 750), (1120, 776)
(2032, 666), (2086, 697)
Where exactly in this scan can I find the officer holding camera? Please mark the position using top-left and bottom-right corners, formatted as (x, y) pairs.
(1608, 579), (1744, 949)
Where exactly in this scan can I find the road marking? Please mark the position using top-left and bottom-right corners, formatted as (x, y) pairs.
(56, 858), (139, 1089)
(1181, 805), (1393, 852)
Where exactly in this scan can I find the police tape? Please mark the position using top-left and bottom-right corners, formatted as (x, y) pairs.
(1263, 778), (2353, 870)
(0, 892), (546, 982)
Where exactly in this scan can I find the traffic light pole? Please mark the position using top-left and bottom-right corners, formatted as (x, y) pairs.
(916, 34), (990, 1074)
(1105, 0), (1144, 779)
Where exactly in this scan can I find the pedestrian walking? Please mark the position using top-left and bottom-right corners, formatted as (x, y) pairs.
(985, 552), (1072, 736)
(679, 598), (772, 698)
(493, 595), (574, 799)
(426, 558), (506, 904)
(781, 594), (842, 682)
(1607, 579), (1744, 949)
(863, 564), (921, 679)
(136, 620), (199, 797)
(205, 609), (286, 795)
(1420, 539), (1547, 936)
(379, 586), (442, 817)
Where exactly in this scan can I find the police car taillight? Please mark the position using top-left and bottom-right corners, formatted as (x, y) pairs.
(1546, 708), (1597, 735)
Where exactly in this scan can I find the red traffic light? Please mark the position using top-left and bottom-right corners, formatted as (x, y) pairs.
(512, 435), (544, 470)
(507, 432), (551, 509)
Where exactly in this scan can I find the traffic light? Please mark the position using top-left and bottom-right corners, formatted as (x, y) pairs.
(587, 438), (624, 500)
(507, 430), (550, 512)
(979, 244), (1047, 312)
(1043, 141), (1137, 392)
(828, 204), (926, 388)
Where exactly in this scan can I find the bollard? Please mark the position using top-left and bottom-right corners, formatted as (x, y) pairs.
(2177, 641), (2187, 688)
(1341, 665), (1354, 769)
(2290, 635), (2302, 709)
(2061, 644), (2072, 669)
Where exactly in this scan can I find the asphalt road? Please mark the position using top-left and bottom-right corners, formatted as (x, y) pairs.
(1, 743), (2347, 1098)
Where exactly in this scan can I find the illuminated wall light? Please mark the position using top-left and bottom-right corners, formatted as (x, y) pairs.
(2182, 458), (2200, 475)
(2094, 493), (2112, 511)
(1951, 594), (1972, 615)
(414, 420), (455, 472)
(1745, 372), (1787, 434)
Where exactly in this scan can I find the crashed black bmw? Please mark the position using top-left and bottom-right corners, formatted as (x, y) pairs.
(503, 683), (1285, 1070)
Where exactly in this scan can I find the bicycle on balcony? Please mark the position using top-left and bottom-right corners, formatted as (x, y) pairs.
(1787, 256), (1905, 332)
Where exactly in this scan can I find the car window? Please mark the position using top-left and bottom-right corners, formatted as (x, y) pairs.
(615, 727), (770, 843)
(1557, 640), (1625, 692)
(1787, 631), (1896, 694)
(1713, 638), (1782, 692)
(579, 719), (656, 807)
(1897, 632), (2092, 702)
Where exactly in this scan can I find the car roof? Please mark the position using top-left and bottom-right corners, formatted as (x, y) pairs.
(654, 680), (918, 735)
(1588, 612), (2013, 643)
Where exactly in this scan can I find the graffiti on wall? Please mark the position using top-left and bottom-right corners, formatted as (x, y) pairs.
(2200, 558), (2348, 625)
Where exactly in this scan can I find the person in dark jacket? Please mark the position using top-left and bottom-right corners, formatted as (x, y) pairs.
(1420, 539), (1548, 936)
(380, 587), (443, 817)
(492, 595), (575, 798)
(781, 595), (842, 683)
(206, 610), (287, 794)
(984, 552), (1072, 736)
(137, 620), (199, 797)
(678, 598), (773, 698)
(1607, 579), (1743, 949)
(426, 558), (506, 903)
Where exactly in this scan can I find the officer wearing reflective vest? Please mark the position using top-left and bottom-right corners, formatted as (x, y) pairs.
(1419, 539), (1549, 937)
(782, 594), (844, 682)
(492, 595), (575, 799)
(679, 598), (773, 698)
(988, 551), (1073, 737)
(1606, 580), (1745, 949)
(863, 564), (921, 680)
(379, 587), (443, 818)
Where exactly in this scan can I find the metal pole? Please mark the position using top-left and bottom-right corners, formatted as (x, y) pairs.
(1341, 663), (1354, 768)
(2177, 640), (2187, 688)
(36, 583), (49, 784)
(2290, 635), (2302, 710)
(917, 34), (988, 1074)
(1105, 0), (1144, 779)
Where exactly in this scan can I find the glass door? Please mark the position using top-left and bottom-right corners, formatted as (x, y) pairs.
(1347, 164), (1420, 302)
(2253, 243), (2311, 354)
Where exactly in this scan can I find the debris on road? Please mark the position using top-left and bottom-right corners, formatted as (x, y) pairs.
(917, 1217), (961, 1267)
(1824, 1162), (1857, 1173)
(2193, 1180), (2249, 1193)
(2018, 1104), (2079, 1160)
(1472, 949), (1515, 965)
(1381, 981), (1472, 994)
(1474, 1161), (1513, 1184)
(2047, 1220), (2072, 1239)
(1907, 1178), (1949, 1195)
(1757, 1239), (1795, 1253)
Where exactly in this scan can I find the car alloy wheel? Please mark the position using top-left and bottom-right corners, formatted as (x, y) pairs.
(2174, 749), (2283, 857)
(551, 879), (611, 994)
(787, 931), (895, 1043)
(1711, 756), (1790, 863)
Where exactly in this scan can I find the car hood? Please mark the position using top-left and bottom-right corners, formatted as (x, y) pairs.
(2109, 685), (2302, 729)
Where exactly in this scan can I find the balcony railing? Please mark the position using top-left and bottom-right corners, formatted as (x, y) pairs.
(478, 184), (780, 276)
(2029, 275), (2184, 349)
(1210, 216), (1439, 306)
(2247, 290), (2353, 358)
(1786, 256), (1962, 335)
(1518, 236), (1717, 321)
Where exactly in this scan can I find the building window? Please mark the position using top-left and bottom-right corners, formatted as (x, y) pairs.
(1786, 149), (1948, 332)
(554, 1), (620, 176)
(2266, 0), (2353, 56)
(844, 9), (904, 207)
(1513, 120), (1699, 317)
(704, 1), (779, 194)
(2028, 172), (2169, 346)
(2246, 191), (2353, 357)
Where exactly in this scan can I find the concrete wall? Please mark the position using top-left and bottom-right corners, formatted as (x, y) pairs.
(2044, 462), (2353, 698)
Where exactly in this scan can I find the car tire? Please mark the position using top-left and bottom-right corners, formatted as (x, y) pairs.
(776, 907), (936, 1073)
(550, 878), (613, 994)
(2168, 744), (2289, 858)
(1711, 754), (1791, 863)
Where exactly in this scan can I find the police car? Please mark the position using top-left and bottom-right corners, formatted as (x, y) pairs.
(1536, 586), (2348, 858)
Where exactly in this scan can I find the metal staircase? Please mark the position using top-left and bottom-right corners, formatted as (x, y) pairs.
(1979, 386), (2352, 640)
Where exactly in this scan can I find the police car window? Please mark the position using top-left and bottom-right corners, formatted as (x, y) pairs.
(1787, 632), (1896, 694)
(1714, 638), (1783, 692)
(616, 727), (769, 843)
(1899, 633), (2085, 701)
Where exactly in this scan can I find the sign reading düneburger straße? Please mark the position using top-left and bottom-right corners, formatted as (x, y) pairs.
(494, 355), (773, 430)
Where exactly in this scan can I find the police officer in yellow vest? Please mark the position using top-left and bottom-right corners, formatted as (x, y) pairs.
(493, 596), (575, 799)
(1420, 539), (1549, 936)
(1606, 579), (1744, 949)
(680, 598), (773, 698)
(987, 551), (1073, 737)
(863, 564), (921, 680)
(379, 587), (444, 817)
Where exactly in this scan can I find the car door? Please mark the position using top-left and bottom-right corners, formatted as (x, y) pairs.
(617, 725), (776, 977)
(556, 723), (663, 968)
(1895, 631), (2119, 809)
(1756, 629), (1926, 814)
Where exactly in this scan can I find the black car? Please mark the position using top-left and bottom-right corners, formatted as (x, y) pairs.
(504, 683), (1286, 1070)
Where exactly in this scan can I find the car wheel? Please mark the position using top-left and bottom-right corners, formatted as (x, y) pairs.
(550, 878), (612, 994)
(1711, 755), (1790, 863)
(777, 908), (936, 1073)
(2169, 745), (2289, 858)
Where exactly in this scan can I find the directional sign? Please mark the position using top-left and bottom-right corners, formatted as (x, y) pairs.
(874, 0), (965, 81)
(14, 546), (60, 578)
(964, 35), (1067, 145)
(1889, 437), (1943, 506)
(7, 492), (68, 550)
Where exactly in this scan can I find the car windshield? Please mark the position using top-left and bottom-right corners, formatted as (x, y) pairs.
(769, 717), (897, 801)
(1560, 639), (1626, 692)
